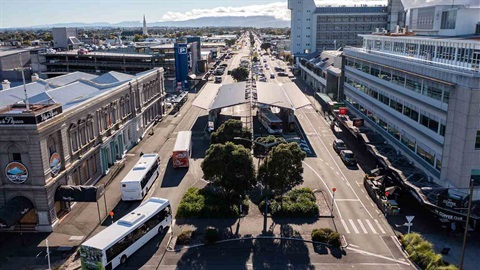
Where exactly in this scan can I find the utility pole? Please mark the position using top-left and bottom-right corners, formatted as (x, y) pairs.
(460, 179), (474, 270)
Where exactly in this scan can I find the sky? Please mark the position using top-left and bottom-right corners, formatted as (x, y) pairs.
(0, 0), (479, 28)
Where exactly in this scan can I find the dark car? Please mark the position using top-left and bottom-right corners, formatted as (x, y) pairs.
(340, 150), (358, 166)
(277, 72), (288, 77)
(220, 63), (228, 68)
(333, 139), (348, 153)
(274, 67), (285, 72)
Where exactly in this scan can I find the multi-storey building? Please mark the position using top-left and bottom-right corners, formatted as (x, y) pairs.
(0, 68), (165, 231)
(343, 4), (480, 206)
(288, 0), (405, 57)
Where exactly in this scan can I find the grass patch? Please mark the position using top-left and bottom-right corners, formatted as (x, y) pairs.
(311, 228), (341, 248)
(176, 187), (245, 218)
(401, 233), (458, 270)
(259, 188), (319, 218)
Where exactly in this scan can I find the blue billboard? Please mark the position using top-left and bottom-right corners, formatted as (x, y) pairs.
(174, 43), (189, 90)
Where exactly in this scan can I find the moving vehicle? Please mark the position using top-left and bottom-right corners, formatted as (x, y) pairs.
(121, 154), (160, 201)
(214, 76), (222, 83)
(80, 197), (172, 270)
(340, 150), (358, 166)
(277, 72), (288, 77)
(270, 73), (275, 79)
(258, 108), (283, 134)
(173, 131), (192, 168)
(333, 139), (348, 153)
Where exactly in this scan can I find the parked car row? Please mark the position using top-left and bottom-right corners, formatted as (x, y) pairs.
(333, 139), (358, 166)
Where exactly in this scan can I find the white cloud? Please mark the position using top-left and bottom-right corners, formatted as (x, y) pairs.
(160, 0), (480, 22)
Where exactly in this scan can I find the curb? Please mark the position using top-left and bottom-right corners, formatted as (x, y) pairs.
(166, 235), (341, 252)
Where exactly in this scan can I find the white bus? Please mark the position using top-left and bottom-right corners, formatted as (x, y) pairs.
(258, 108), (283, 134)
(121, 154), (160, 201)
(80, 197), (172, 270)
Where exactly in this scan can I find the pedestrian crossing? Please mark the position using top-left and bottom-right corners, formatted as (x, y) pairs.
(340, 219), (387, 235)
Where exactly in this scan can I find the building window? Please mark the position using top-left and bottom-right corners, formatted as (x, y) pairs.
(441, 10), (457, 29)
(476, 131), (480, 149)
(8, 145), (22, 162)
(47, 136), (56, 155)
(69, 124), (79, 152)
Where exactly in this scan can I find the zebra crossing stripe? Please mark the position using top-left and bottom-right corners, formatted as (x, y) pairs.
(357, 219), (368, 234)
(374, 219), (386, 234)
(341, 219), (350, 234)
(366, 219), (378, 234)
(349, 219), (360, 234)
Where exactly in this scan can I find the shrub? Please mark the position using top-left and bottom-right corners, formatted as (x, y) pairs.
(401, 233), (459, 270)
(311, 228), (341, 248)
(177, 187), (244, 218)
(204, 227), (219, 244)
(176, 230), (194, 245)
(259, 188), (319, 218)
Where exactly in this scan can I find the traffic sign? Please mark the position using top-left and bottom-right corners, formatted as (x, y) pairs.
(332, 187), (337, 192)
(406, 216), (415, 223)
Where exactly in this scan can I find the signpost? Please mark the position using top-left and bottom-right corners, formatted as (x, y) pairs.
(109, 211), (114, 224)
(406, 215), (415, 234)
(332, 188), (337, 216)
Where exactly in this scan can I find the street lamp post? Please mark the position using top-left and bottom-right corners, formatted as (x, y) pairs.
(460, 179), (474, 270)
(234, 137), (281, 235)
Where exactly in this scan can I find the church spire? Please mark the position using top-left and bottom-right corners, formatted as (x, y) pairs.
(143, 14), (148, 36)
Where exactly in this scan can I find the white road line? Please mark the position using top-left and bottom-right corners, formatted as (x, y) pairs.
(335, 199), (359, 202)
(349, 244), (360, 248)
(349, 219), (360, 234)
(341, 219), (350, 234)
(346, 247), (411, 266)
(336, 171), (340, 175)
(325, 162), (329, 166)
(357, 219), (368, 234)
(366, 195), (370, 200)
(360, 189), (365, 193)
(375, 209), (380, 214)
(366, 220), (378, 234)
(299, 107), (374, 219)
(375, 219), (386, 234)
(330, 166), (335, 170)
(167, 219), (176, 234)
(370, 202), (375, 207)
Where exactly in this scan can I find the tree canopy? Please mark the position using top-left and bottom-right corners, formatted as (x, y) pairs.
(224, 38), (236, 47)
(253, 135), (286, 157)
(260, 43), (271, 50)
(258, 142), (306, 197)
(211, 119), (252, 148)
(231, 67), (249, 82)
(201, 142), (256, 200)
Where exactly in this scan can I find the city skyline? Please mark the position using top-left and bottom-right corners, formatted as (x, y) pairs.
(1, 0), (478, 29)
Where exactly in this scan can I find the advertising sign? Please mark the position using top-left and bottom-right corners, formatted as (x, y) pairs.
(339, 107), (347, 115)
(5, 162), (29, 184)
(50, 152), (61, 177)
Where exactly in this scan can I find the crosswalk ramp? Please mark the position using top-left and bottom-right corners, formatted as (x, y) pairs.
(340, 219), (387, 235)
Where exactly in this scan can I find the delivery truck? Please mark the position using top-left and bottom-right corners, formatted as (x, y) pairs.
(173, 131), (192, 168)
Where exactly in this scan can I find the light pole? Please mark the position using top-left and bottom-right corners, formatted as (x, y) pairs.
(460, 179), (474, 270)
(234, 137), (281, 235)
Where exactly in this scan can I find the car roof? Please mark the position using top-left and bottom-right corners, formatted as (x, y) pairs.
(341, 150), (354, 154)
(334, 139), (345, 144)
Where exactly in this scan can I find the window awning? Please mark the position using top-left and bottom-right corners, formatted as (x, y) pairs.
(0, 197), (34, 228)
(55, 185), (105, 203)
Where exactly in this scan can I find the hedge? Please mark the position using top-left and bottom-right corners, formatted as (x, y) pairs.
(259, 188), (319, 218)
(176, 230), (194, 245)
(177, 187), (244, 218)
(311, 228), (341, 248)
(401, 233), (459, 270)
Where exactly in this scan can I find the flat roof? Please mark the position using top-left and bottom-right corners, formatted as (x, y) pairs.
(209, 82), (248, 110)
(256, 82), (311, 110)
(82, 197), (169, 250)
(0, 47), (31, 57)
(192, 83), (221, 110)
(47, 51), (153, 58)
(173, 131), (192, 152)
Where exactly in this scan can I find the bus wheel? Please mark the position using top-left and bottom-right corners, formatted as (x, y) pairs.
(121, 255), (127, 264)
(158, 226), (165, 234)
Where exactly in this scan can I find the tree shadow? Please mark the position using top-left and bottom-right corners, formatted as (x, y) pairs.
(161, 158), (188, 188)
(271, 216), (319, 226)
(252, 224), (314, 269)
(191, 138), (210, 159)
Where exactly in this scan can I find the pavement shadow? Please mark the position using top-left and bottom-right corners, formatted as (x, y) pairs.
(192, 115), (208, 133)
(252, 224), (314, 269)
(271, 216), (319, 226)
(191, 138), (209, 159)
(0, 232), (53, 269)
(161, 158), (188, 188)
(176, 239), (252, 270)
(102, 200), (142, 226)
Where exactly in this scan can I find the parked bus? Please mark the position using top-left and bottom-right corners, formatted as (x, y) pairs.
(173, 131), (192, 168)
(80, 197), (171, 270)
(121, 154), (160, 201)
(258, 108), (283, 134)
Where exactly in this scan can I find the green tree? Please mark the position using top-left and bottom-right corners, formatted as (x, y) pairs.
(258, 142), (306, 199)
(284, 52), (294, 66)
(133, 34), (142, 42)
(201, 142), (256, 200)
(260, 43), (271, 51)
(230, 67), (249, 82)
(224, 38), (236, 47)
(253, 135), (286, 157)
(211, 119), (252, 148)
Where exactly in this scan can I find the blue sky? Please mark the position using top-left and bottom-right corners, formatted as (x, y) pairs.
(1, 0), (478, 28)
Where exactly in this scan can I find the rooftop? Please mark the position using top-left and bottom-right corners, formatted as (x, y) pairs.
(314, 6), (387, 14)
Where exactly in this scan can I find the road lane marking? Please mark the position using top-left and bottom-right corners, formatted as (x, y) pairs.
(335, 199), (359, 202)
(349, 244), (360, 248)
(349, 219), (360, 234)
(357, 219), (368, 234)
(375, 219), (386, 234)
(330, 166), (335, 170)
(360, 189), (365, 193)
(341, 219), (350, 234)
(370, 202), (375, 207)
(366, 220), (378, 234)
(346, 247), (411, 265)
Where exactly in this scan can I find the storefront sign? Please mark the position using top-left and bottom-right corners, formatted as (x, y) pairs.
(339, 107), (347, 115)
(5, 162), (29, 184)
(50, 152), (61, 177)
(0, 106), (62, 125)
(433, 209), (464, 221)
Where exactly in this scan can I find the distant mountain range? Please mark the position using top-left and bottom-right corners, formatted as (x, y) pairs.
(18, 16), (290, 29)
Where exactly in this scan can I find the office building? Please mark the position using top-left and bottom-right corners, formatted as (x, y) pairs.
(343, 4), (480, 203)
(288, 0), (405, 56)
(52, 27), (82, 50)
(0, 68), (166, 231)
